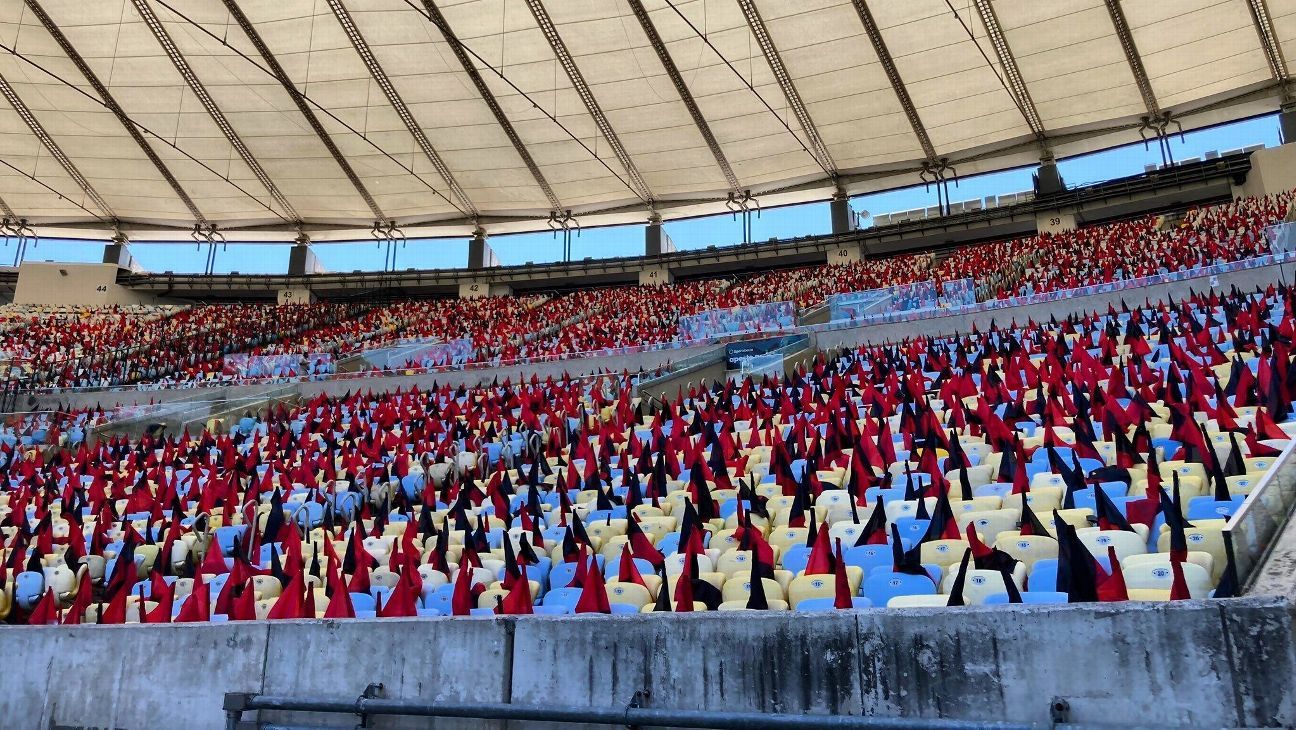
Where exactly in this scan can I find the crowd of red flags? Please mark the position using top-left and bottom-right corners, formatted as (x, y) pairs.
(6, 282), (1293, 624)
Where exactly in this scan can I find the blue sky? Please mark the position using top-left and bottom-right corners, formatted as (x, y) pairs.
(16, 114), (1284, 274)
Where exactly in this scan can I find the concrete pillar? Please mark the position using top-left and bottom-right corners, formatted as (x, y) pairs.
(276, 287), (316, 305)
(638, 264), (673, 286)
(16, 262), (155, 305)
(1034, 157), (1065, 196)
(645, 215), (675, 257)
(468, 228), (499, 269)
(102, 235), (140, 272)
(459, 281), (512, 299)
(287, 239), (324, 276)
(1036, 210), (1077, 234)
(1281, 103), (1296, 144)
(826, 243), (862, 264)
(830, 191), (856, 235)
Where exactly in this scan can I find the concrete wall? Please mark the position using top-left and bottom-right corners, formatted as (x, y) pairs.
(2, 598), (1292, 730)
(276, 287), (315, 305)
(14, 262), (157, 306)
(458, 281), (513, 299)
(637, 265), (673, 286)
(826, 242), (863, 264)
(1035, 209), (1077, 234)
(1235, 144), (1296, 200)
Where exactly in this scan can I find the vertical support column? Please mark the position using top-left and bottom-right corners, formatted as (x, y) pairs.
(287, 234), (324, 276)
(102, 232), (139, 272)
(1281, 103), (1296, 144)
(645, 213), (675, 256)
(284, 232), (320, 304)
(830, 190), (856, 235)
(468, 226), (499, 269)
(1034, 154), (1065, 196)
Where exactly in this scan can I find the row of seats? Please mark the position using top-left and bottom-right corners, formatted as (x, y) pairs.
(1, 280), (1286, 622)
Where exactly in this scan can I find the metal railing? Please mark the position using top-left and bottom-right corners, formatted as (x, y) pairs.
(222, 691), (1031, 730)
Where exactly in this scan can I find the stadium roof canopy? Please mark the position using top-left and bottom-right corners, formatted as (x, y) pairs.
(0, 0), (1290, 241)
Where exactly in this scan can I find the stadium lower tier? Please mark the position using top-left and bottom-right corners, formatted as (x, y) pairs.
(1, 281), (1292, 623)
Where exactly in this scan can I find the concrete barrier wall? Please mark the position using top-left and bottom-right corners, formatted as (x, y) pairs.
(3, 597), (1292, 730)
(816, 259), (1295, 351)
(33, 344), (718, 413)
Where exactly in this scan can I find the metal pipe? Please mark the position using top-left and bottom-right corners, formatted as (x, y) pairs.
(233, 694), (1032, 730)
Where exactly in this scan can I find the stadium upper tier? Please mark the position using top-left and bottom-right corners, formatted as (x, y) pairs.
(0, 190), (1290, 391)
(0, 0), (1288, 237)
(1, 279), (1287, 624)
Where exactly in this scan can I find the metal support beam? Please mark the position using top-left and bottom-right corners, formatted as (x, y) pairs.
(220, 0), (385, 223)
(1244, 0), (1292, 104)
(25, 0), (202, 223)
(734, 0), (836, 176)
(849, 0), (937, 163)
(0, 73), (113, 219)
(970, 0), (1046, 143)
(1102, 0), (1161, 118)
(625, 0), (740, 193)
(522, 0), (654, 204)
(128, 0), (298, 222)
(324, 0), (476, 219)
(419, 0), (561, 213)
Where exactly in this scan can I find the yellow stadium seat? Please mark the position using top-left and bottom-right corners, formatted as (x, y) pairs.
(788, 574), (837, 609)
(1126, 588), (1172, 601)
(940, 568), (1022, 604)
(1044, 509), (1093, 535)
(721, 576), (785, 603)
(1156, 524), (1227, 581)
(1123, 561), (1212, 598)
(1076, 528), (1147, 562)
(606, 581), (653, 608)
(957, 509), (1021, 544)
(718, 599), (789, 611)
(994, 533), (1059, 570)
(1122, 552), (1215, 580)
(767, 527), (809, 554)
(919, 539), (971, 568)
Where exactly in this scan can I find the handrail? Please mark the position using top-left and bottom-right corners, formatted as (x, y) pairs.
(222, 691), (1030, 730)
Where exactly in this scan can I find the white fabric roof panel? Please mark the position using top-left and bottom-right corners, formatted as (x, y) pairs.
(0, 0), (1280, 234)
(994, 0), (1146, 133)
